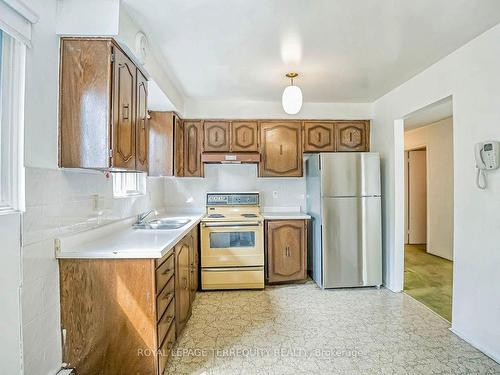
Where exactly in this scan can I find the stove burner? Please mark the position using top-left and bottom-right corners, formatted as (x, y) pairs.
(241, 213), (258, 218)
(208, 214), (225, 218)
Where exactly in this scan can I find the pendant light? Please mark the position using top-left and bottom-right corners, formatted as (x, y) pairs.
(282, 72), (302, 115)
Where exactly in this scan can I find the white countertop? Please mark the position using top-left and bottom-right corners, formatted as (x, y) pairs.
(261, 207), (311, 220)
(55, 212), (204, 259)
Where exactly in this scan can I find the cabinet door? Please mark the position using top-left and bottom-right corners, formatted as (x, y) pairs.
(231, 121), (258, 152)
(59, 39), (113, 169)
(260, 122), (302, 177)
(335, 121), (369, 152)
(135, 69), (148, 172)
(148, 111), (174, 176)
(204, 121), (230, 152)
(175, 239), (191, 336)
(189, 228), (199, 303)
(303, 122), (335, 152)
(183, 121), (204, 177)
(112, 47), (136, 169)
(267, 220), (307, 283)
(174, 116), (184, 176)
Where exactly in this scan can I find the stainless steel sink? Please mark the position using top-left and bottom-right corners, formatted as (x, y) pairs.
(134, 218), (190, 230)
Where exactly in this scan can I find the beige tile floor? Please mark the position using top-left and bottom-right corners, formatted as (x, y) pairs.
(165, 282), (500, 375)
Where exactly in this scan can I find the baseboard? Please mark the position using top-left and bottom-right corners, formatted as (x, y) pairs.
(449, 327), (500, 364)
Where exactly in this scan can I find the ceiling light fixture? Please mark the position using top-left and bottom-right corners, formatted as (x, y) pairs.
(282, 72), (302, 115)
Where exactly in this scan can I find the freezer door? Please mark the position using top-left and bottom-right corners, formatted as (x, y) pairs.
(320, 153), (381, 197)
(321, 196), (382, 288)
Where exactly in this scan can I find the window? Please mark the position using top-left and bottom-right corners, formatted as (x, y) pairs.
(112, 172), (146, 198)
(0, 29), (26, 212)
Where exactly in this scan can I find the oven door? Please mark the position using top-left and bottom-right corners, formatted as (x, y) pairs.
(201, 221), (264, 267)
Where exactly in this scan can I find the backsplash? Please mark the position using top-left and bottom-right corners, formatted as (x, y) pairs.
(164, 164), (307, 211)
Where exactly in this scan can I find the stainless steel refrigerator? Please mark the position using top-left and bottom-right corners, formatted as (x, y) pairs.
(306, 153), (382, 288)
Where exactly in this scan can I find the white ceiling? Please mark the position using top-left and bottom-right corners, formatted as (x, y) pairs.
(124, 0), (500, 103)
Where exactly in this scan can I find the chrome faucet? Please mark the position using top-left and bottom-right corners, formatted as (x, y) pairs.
(136, 209), (158, 225)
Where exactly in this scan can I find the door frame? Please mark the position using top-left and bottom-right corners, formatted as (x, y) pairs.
(391, 96), (454, 293)
(404, 146), (429, 246)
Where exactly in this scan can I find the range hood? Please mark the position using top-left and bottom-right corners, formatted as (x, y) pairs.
(201, 152), (260, 164)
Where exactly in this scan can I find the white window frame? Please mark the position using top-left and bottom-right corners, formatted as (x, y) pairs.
(112, 172), (147, 198)
(0, 28), (26, 213)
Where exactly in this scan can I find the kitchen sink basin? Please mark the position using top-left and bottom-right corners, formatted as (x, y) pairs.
(134, 218), (190, 230)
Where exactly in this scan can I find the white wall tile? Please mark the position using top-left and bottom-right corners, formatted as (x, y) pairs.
(163, 164), (307, 211)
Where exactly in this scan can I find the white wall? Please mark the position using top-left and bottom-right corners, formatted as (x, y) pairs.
(405, 117), (454, 260)
(164, 164), (306, 211)
(184, 99), (372, 119)
(0, 213), (22, 375)
(372, 24), (500, 362)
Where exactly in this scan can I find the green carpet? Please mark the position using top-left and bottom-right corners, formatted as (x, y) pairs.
(404, 244), (453, 322)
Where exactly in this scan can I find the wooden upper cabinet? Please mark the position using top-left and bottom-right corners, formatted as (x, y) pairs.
(204, 121), (230, 152)
(303, 122), (335, 152)
(59, 39), (113, 169)
(135, 70), (148, 172)
(59, 38), (149, 171)
(267, 220), (307, 283)
(231, 121), (258, 152)
(335, 121), (370, 152)
(112, 47), (136, 169)
(260, 122), (302, 177)
(183, 121), (204, 177)
(148, 111), (174, 176)
(174, 116), (184, 177)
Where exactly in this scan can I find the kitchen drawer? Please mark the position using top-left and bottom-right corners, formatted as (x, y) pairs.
(157, 299), (175, 347)
(156, 254), (175, 293)
(201, 267), (264, 290)
(155, 250), (173, 268)
(158, 322), (176, 375)
(156, 276), (175, 321)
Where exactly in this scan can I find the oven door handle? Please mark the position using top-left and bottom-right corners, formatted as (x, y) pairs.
(202, 222), (261, 228)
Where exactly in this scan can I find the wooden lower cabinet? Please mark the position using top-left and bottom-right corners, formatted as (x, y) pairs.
(266, 220), (308, 284)
(59, 226), (199, 374)
(175, 236), (192, 335)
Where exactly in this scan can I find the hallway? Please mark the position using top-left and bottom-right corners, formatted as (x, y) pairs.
(404, 244), (453, 321)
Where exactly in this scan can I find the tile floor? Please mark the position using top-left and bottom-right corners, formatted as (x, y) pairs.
(165, 282), (500, 374)
(404, 244), (453, 321)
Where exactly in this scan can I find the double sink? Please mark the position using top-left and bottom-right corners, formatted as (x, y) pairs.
(133, 218), (191, 230)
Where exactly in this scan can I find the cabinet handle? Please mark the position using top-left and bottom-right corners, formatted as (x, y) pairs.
(162, 268), (171, 275)
(318, 132), (322, 143)
(349, 131), (353, 143)
(183, 277), (188, 289)
(141, 118), (146, 130)
(215, 132), (219, 143)
(122, 104), (129, 120)
(285, 246), (290, 257)
(280, 144), (283, 155)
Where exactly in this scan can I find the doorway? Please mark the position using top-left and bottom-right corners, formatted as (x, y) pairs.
(400, 99), (454, 322)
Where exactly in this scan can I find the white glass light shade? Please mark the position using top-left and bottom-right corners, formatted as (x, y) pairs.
(282, 85), (303, 114)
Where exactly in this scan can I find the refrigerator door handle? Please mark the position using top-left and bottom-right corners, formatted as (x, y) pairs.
(361, 197), (368, 285)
